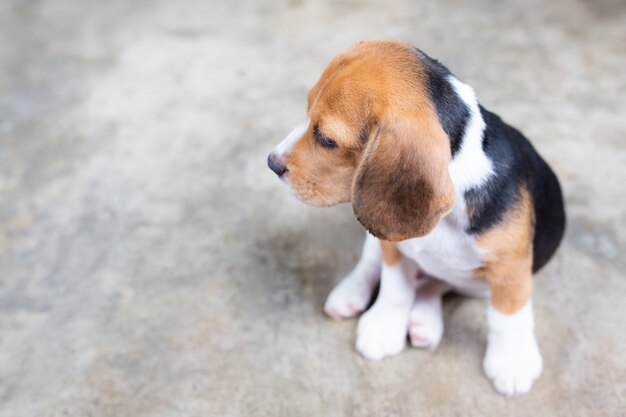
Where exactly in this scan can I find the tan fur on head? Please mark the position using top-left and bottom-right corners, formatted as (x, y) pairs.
(282, 40), (454, 239)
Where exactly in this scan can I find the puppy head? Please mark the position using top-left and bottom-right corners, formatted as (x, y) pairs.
(268, 40), (454, 241)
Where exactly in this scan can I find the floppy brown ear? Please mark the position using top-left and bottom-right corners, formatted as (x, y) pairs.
(352, 115), (454, 241)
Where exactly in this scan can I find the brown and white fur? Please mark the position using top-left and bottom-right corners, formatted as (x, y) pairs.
(267, 40), (565, 396)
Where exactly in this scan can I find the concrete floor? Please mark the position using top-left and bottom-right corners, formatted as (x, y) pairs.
(1, 0), (625, 415)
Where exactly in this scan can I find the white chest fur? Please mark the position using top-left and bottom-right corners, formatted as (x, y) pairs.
(397, 217), (481, 279)
(397, 217), (490, 296)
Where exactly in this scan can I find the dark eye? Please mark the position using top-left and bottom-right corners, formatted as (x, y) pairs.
(313, 125), (338, 149)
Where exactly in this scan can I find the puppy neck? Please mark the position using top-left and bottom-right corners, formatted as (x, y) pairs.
(445, 76), (494, 225)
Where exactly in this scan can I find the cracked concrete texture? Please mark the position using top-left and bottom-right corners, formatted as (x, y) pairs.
(0, 0), (625, 415)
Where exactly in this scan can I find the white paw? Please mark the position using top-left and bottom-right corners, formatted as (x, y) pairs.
(356, 305), (409, 360)
(408, 298), (443, 350)
(483, 332), (543, 396)
(324, 275), (376, 319)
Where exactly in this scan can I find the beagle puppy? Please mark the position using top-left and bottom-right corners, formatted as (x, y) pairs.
(267, 40), (565, 396)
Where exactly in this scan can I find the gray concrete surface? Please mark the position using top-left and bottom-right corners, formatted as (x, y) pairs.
(1, 0), (625, 416)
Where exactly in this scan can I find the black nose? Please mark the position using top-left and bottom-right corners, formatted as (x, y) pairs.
(267, 153), (288, 177)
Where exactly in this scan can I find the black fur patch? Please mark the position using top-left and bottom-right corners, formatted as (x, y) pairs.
(417, 50), (470, 157)
(466, 107), (566, 272)
(465, 109), (521, 234)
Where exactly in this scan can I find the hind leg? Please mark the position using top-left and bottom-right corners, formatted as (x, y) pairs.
(483, 279), (542, 397)
(408, 276), (451, 350)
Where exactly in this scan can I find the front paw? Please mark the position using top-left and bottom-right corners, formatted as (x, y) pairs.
(356, 306), (409, 360)
(324, 276), (376, 320)
(483, 332), (543, 396)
